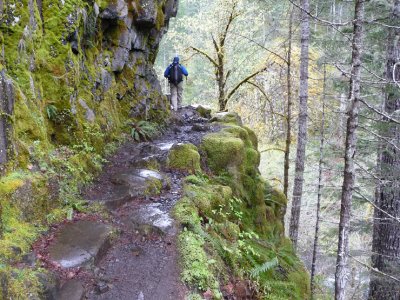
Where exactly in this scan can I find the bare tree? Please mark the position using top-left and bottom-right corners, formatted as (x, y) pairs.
(284, 7), (294, 198)
(334, 1), (365, 299)
(289, 0), (310, 249)
(190, 0), (268, 111)
(369, 0), (400, 298)
(310, 64), (327, 299)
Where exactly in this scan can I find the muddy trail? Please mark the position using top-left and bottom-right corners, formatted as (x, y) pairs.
(33, 106), (216, 300)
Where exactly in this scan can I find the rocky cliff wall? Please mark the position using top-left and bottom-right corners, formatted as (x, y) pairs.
(0, 0), (176, 296)
(0, 0), (177, 170)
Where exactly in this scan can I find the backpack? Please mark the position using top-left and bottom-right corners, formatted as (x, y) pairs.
(169, 64), (183, 85)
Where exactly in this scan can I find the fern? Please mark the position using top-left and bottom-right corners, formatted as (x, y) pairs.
(46, 104), (58, 121)
(250, 257), (279, 278)
(130, 121), (159, 141)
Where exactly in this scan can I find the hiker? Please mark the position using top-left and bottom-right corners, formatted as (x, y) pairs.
(164, 56), (189, 111)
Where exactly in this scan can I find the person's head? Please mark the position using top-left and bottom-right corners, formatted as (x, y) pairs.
(173, 56), (180, 64)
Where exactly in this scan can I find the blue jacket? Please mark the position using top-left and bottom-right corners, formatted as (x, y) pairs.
(164, 57), (189, 78)
(164, 64), (189, 78)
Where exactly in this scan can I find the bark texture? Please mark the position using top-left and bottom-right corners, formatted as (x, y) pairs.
(289, 0), (310, 249)
(369, 0), (400, 298)
(334, 1), (364, 299)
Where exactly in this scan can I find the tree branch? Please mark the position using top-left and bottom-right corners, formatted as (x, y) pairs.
(189, 47), (218, 68)
(359, 99), (400, 125)
(226, 67), (268, 102)
(349, 255), (400, 284)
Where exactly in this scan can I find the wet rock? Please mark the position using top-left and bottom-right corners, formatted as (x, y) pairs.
(126, 203), (174, 235)
(192, 123), (210, 132)
(130, 155), (161, 170)
(57, 279), (85, 300)
(48, 220), (113, 268)
(112, 168), (169, 191)
(94, 185), (133, 210)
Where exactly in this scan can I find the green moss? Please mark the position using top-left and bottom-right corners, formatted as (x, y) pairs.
(155, 5), (165, 30)
(195, 105), (212, 119)
(201, 132), (245, 174)
(175, 121), (309, 299)
(243, 126), (258, 149)
(178, 230), (217, 292)
(210, 112), (243, 126)
(0, 267), (45, 299)
(0, 173), (26, 195)
(167, 143), (201, 174)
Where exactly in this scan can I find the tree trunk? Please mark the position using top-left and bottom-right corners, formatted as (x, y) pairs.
(217, 49), (226, 111)
(289, 0), (310, 249)
(334, 1), (364, 299)
(369, 0), (400, 298)
(284, 7), (293, 198)
(310, 65), (326, 299)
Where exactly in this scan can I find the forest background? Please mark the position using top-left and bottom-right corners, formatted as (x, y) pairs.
(155, 0), (399, 299)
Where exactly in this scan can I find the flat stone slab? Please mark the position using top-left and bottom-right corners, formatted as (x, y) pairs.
(112, 169), (169, 190)
(94, 185), (133, 210)
(127, 203), (174, 235)
(49, 221), (113, 268)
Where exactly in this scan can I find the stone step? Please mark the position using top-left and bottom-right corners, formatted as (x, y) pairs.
(95, 185), (133, 210)
(124, 203), (174, 235)
(48, 220), (113, 269)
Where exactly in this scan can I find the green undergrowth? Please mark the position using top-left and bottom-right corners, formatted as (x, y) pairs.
(173, 115), (310, 299)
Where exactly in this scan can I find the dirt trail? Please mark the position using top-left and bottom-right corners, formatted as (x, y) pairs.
(35, 107), (215, 300)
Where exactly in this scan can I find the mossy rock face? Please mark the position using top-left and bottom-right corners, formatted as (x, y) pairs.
(167, 143), (201, 174)
(243, 126), (258, 149)
(201, 132), (245, 175)
(210, 112), (243, 126)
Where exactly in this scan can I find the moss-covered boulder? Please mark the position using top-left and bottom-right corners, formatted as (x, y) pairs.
(174, 119), (310, 299)
(195, 105), (212, 119)
(201, 132), (245, 175)
(167, 143), (201, 174)
(210, 112), (243, 126)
